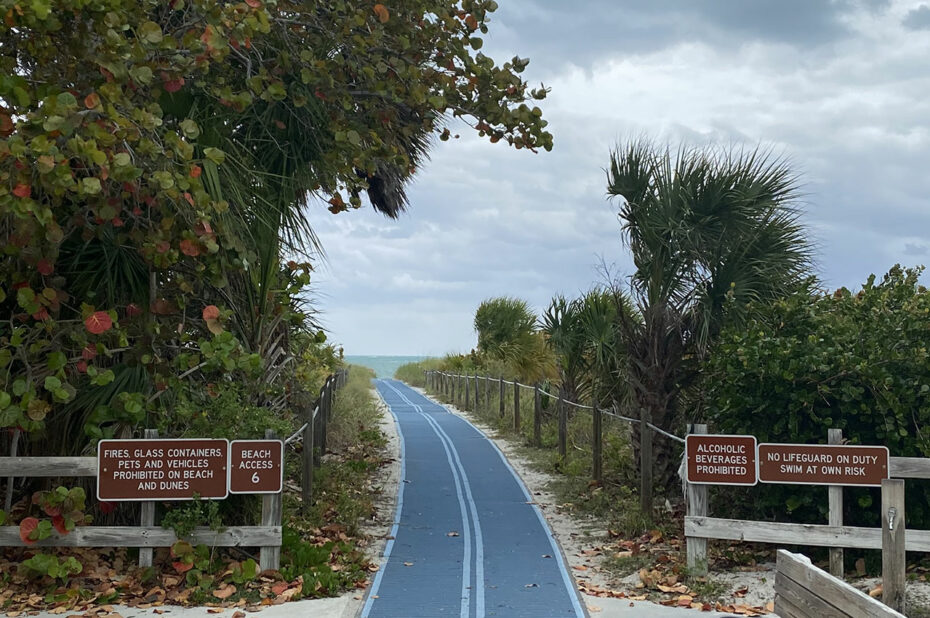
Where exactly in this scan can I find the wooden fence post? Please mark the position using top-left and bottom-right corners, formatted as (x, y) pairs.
(320, 379), (329, 458)
(513, 381), (521, 432)
(533, 384), (542, 446)
(451, 374), (456, 404)
(302, 402), (315, 507)
(464, 374), (470, 410)
(640, 407), (654, 518)
(828, 428), (844, 577)
(592, 406), (603, 483)
(474, 374), (479, 412)
(686, 423), (708, 576)
(499, 377), (505, 419)
(260, 429), (283, 571)
(484, 376), (490, 411)
(138, 428), (158, 568)
(882, 478), (906, 614)
(557, 394), (567, 458)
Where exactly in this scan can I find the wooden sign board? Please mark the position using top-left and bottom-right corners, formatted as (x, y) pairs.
(686, 434), (758, 485)
(97, 439), (229, 501)
(229, 440), (284, 494)
(758, 443), (889, 487)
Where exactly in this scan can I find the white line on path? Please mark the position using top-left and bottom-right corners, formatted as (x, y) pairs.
(382, 380), (487, 618)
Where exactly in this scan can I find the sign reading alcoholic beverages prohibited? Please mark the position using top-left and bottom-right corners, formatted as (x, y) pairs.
(685, 434), (758, 485)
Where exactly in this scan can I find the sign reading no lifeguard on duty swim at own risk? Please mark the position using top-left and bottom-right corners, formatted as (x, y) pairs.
(685, 434), (758, 485)
(758, 443), (889, 487)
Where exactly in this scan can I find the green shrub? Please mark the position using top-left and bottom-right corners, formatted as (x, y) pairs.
(703, 266), (930, 528)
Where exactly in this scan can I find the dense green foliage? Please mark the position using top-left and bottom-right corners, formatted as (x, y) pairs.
(0, 0), (551, 464)
(704, 266), (930, 528)
(606, 141), (814, 485)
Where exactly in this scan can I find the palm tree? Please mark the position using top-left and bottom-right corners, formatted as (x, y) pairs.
(606, 140), (813, 504)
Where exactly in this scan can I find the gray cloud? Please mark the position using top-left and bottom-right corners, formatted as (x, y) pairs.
(312, 0), (930, 355)
(903, 4), (930, 28)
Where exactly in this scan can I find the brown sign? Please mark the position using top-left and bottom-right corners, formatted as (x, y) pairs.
(97, 439), (229, 501)
(758, 443), (889, 487)
(229, 440), (283, 494)
(686, 434), (757, 485)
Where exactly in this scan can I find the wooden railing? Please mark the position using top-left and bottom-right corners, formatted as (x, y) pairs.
(0, 368), (348, 571)
(774, 550), (905, 617)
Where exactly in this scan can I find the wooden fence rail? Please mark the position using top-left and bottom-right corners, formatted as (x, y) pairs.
(774, 550), (905, 618)
(0, 368), (348, 571)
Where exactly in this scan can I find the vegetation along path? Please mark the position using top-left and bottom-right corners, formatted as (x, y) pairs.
(364, 379), (586, 618)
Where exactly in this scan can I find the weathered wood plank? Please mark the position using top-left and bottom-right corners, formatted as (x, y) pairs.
(776, 550), (904, 617)
(686, 516), (930, 552)
(0, 457), (97, 477)
(882, 479), (906, 613)
(533, 384), (542, 447)
(774, 571), (851, 617)
(513, 381), (520, 432)
(138, 428), (158, 568)
(0, 526), (280, 547)
(686, 424), (708, 576)
(260, 429), (283, 571)
(889, 456), (930, 479)
(828, 428), (844, 578)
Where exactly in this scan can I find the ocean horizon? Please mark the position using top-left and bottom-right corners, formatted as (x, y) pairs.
(345, 355), (431, 378)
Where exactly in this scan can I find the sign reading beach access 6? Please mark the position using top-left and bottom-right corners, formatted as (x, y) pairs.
(685, 434), (758, 486)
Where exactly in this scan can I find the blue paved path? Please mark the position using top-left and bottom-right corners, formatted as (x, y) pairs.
(362, 380), (588, 618)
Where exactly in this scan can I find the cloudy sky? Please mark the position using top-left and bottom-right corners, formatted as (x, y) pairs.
(311, 0), (930, 356)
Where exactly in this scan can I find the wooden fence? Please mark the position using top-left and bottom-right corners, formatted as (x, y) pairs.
(774, 550), (905, 617)
(424, 370), (685, 516)
(685, 424), (927, 614)
(0, 368), (348, 571)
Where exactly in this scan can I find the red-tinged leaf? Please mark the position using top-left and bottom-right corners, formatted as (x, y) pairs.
(126, 303), (143, 318)
(0, 113), (13, 137)
(245, 0), (261, 7)
(32, 307), (49, 321)
(212, 584), (236, 599)
(172, 561), (194, 574)
(82, 345), (97, 360)
(194, 220), (213, 236)
(373, 3), (389, 23)
(465, 14), (478, 30)
(161, 73), (185, 93)
(111, 217), (124, 227)
(270, 582), (288, 595)
(51, 515), (68, 535)
(190, 165), (202, 178)
(84, 92), (101, 109)
(156, 241), (170, 254)
(179, 238), (201, 256)
(202, 305), (220, 320)
(19, 518), (38, 545)
(36, 258), (54, 275)
(84, 311), (113, 335)
(12, 184), (30, 198)
(76, 360), (88, 374)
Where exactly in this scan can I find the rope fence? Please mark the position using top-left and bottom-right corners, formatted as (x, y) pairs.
(425, 370), (685, 513)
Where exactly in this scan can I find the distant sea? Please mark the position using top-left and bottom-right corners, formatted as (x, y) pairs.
(344, 355), (429, 378)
